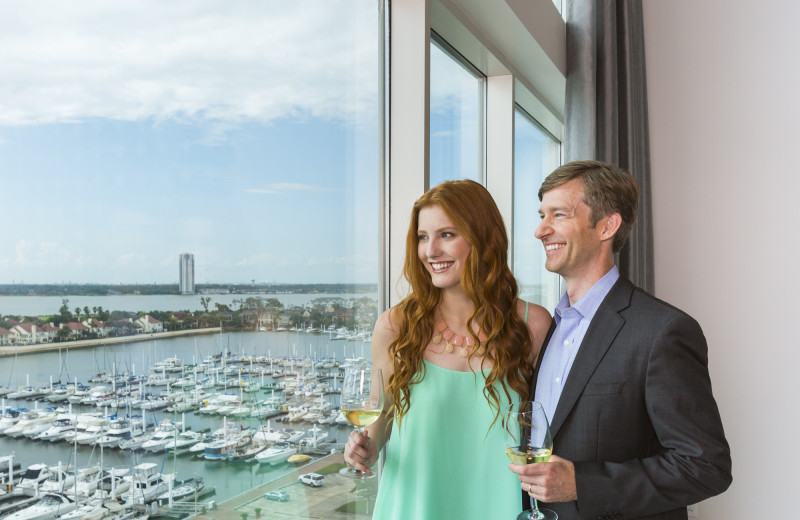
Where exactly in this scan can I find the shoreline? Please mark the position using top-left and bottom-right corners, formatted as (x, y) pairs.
(0, 328), (221, 358)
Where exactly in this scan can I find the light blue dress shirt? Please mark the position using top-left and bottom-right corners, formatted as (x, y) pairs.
(534, 266), (620, 426)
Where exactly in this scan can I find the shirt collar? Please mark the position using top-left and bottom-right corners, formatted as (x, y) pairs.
(554, 266), (620, 324)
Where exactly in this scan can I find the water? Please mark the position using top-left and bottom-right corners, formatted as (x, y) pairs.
(0, 293), (378, 316)
(0, 330), (371, 504)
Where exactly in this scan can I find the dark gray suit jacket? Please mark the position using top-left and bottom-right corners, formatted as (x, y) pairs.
(530, 277), (732, 520)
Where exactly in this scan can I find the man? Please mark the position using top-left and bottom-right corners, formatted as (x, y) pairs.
(510, 160), (731, 519)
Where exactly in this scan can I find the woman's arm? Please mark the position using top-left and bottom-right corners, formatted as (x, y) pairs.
(343, 308), (398, 471)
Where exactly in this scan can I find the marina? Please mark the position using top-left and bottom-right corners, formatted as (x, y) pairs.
(0, 327), (374, 519)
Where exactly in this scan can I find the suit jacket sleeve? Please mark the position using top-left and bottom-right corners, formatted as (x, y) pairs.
(570, 302), (732, 518)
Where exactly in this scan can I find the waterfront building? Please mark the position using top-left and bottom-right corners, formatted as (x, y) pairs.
(134, 315), (163, 334)
(179, 253), (195, 294)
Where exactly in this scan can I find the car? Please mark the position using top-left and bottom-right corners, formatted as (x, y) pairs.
(264, 490), (290, 502)
(298, 472), (325, 487)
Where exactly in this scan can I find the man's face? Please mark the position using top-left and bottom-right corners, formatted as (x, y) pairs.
(534, 178), (608, 281)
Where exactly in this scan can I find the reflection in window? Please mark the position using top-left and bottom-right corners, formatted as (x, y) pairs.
(0, 0), (382, 516)
(429, 37), (485, 188)
(513, 107), (561, 310)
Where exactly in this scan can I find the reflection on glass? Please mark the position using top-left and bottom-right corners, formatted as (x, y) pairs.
(0, 0), (382, 517)
(429, 39), (484, 188)
(513, 108), (561, 310)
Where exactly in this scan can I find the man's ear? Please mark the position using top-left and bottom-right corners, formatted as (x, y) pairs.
(599, 213), (622, 241)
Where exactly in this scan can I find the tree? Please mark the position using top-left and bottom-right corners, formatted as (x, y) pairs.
(200, 297), (211, 313)
(59, 298), (71, 320)
(74, 307), (81, 318)
(83, 306), (90, 318)
(56, 327), (71, 342)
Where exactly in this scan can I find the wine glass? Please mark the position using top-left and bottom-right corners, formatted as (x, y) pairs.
(339, 363), (384, 479)
(504, 401), (557, 520)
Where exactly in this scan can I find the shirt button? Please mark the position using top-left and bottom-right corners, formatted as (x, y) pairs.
(555, 377), (561, 383)
(563, 340), (569, 345)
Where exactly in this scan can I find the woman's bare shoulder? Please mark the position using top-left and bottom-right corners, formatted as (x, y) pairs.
(516, 299), (552, 348)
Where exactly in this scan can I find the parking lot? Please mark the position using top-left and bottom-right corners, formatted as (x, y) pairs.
(190, 453), (379, 520)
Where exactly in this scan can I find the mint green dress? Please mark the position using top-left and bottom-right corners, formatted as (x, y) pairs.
(372, 360), (522, 520)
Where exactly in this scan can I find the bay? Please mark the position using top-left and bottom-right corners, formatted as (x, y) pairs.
(0, 330), (372, 504)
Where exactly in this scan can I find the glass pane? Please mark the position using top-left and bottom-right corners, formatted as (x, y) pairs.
(0, 0), (382, 517)
(429, 40), (484, 188)
(513, 108), (561, 310)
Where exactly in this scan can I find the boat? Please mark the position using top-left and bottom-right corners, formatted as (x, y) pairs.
(117, 432), (151, 451)
(203, 424), (254, 461)
(74, 418), (110, 445)
(254, 441), (297, 465)
(165, 430), (207, 451)
(229, 441), (267, 462)
(14, 463), (53, 495)
(140, 420), (178, 452)
(40, 467), (101, 499)
(94, 417), (143, 448)
(123, 463), (174, 504)
(5, 410), (56, 438)
(0, 408), (24, 434)
(300, 425), (329, 447)
(279, 428), (305, 443)
(287, 453), (311, 465)
(2, 493), (77, 520)
(36, 417), (77, 442)
(154, 476), (204, 503)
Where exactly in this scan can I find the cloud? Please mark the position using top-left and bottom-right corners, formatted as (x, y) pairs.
(0, 1), (379, 129)
(246, 183), (344, 195)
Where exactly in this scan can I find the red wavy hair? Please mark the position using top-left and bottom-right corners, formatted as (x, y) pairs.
(387, 179), (532, 428)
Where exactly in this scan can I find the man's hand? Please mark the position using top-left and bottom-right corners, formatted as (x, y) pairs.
(509, 454), (578, 503)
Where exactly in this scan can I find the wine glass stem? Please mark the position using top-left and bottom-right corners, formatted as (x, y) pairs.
(531, 498), (544, 520)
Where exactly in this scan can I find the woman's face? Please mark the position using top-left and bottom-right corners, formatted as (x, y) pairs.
(416, 205), (472, 290)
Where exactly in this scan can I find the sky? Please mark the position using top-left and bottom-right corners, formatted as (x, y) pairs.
(0, 1), (382, 285)
(0, 1), (484, 286)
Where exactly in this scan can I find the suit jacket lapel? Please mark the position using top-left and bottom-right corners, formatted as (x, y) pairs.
(547, 278), (633, 437)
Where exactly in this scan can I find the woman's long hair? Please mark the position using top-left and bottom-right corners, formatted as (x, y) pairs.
(388, 179), (532, 428)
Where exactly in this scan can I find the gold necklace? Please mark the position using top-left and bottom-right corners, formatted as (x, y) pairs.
(432, 310), (486, 358)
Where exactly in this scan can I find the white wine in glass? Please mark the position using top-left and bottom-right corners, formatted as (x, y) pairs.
(504, 401), (557, 520)
(340, 364), (383, 479)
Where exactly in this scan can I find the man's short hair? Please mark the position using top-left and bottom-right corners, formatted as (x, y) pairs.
(539, 160), (639, 253)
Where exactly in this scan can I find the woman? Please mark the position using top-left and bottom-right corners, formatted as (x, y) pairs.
(344, 179), (551, 519)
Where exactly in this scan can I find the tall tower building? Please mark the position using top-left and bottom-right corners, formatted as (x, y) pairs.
(179, 253), (195, 294)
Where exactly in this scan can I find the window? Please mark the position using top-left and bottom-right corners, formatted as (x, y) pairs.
(429, 36), (485, 188)
(513, 107), (562, 310)
(0, 0), (383, 515)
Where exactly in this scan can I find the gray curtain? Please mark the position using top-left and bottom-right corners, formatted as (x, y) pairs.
(564, 0), (654, 294)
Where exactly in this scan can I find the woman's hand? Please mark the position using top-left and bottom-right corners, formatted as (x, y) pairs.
(343, 428), (378, 472)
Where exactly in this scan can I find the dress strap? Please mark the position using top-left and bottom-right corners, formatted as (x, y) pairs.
(524, 300), (529, 322)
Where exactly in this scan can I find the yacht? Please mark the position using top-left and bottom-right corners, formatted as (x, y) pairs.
(36, 416), (77, 442)
(0, 408), (24, 434)
(123, 463), (174, 504)
(118, 432), (151, 451)
(164, 430), (206, 451)
(203, 425), (254, 461)
(94, 417), (143, 448)
(5, 410), (56, 438)
(254, 441), (297, 465)
(14, 464), (52, 495)
(75, 418), (110, 445)
(2, 493), (77, 520)
(140, 420), (178, 452)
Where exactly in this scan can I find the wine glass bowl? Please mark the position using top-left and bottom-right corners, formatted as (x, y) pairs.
(504, 401), (557, 520)
(340, 363), (383, 479)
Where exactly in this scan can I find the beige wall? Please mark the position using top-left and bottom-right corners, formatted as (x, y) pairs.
(643, 1), (800, 518)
